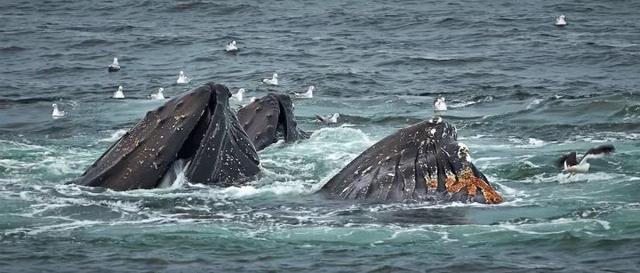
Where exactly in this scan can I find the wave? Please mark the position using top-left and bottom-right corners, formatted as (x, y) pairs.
(35, 66), (93, 75)
(378, 55), (487, 67)
(70, 38), (110, 48)
(0, 46), (27, 53)
(97, 129), (128, 143)
(611, 104), (640, 120)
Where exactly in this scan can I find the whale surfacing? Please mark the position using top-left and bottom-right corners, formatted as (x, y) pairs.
(76, 83), (260, 191)
(320, 119), (503, 204)
(237, 93), (309, 151)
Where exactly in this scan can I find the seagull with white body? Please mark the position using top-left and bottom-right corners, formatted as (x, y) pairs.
(434, 96), (447, 112)
(225, 40), (238, 52)
(555, 15), (567, 26)
(457, 143), (471, 160)
(149, 88), (165, 100)
(556, 144), (615, 174)
(176, 71), (190, 84)
(232, 88), (245, 102)
(262, 73), (278, 86)
(295, 85), (314, 99)
(108, 57), (120, 72)
(51, 103), (65, 119)
(315, 113), (340, 124)
(113, 85), (125, 99)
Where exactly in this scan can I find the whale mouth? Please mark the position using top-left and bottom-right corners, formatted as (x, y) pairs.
(75, 83), (261, 191)
(276, 98), (290, 141)
(320, 119), (503, 204)
(236, 93), (309, 151)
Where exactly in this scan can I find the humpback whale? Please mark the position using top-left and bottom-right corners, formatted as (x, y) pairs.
(75, 83), (260, 191)
(320, 118), (503, 204)
(236, 93), (309, 151)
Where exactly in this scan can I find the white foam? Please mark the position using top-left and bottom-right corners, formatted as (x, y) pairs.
(98, 129), (127, 143)
(308, 127), (371, 144)
(157, 159), (189, 189)
(526, 99), (542, 109)
(218, 181), (312, 199)
(555, 172), (620, 184)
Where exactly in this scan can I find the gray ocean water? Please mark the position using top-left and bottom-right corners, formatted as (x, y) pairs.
(2, 0), (640, 272)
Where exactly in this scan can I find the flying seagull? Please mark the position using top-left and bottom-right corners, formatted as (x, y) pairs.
(555, 144), (615, 173)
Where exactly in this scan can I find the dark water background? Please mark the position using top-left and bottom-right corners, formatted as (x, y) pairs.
(1, 0), (640, 272)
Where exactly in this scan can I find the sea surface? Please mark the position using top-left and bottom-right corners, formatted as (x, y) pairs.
(1, 0), (640, 272)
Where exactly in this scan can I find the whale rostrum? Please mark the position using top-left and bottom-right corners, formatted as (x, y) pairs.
(320, 119), (503, 204)
(237, 93), (309, 151)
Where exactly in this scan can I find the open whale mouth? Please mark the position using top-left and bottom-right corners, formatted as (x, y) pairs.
(276, 98), (292, 141)
(236, 93), (309, 151)
(75, 83), (261, 191)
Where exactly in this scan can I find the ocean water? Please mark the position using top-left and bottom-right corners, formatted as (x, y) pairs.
(1, 0), (640, 272)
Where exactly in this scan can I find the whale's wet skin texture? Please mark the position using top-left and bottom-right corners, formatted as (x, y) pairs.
(76, 83), (260, 190)
(237, 93), (309, 151)
(2, 0), (640, 272)
(321, 120), (503, 204)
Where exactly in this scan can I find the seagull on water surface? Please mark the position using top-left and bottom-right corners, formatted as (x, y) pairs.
(556, 144), (615, 174)
(555, 15), (567, 26)
(51, 103), (65, 119)
(295, 85), (314, 99)
(314, 113), (340, 124)
(434, 96), (447, 112)
(262, 73), (278, 86)
(176, 71), (190, 84)
(113, 85), (125, 99)
(149, 88), (165, 100)
(225, 40), (238, 52)
(108, 57), (120, 72)
(232, 88), (245, 102)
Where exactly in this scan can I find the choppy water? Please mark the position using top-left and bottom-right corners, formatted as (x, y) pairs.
(2, 0), (640, 272)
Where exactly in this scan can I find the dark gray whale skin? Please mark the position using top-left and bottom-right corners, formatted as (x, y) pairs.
(236, 93), (309, 151)
(320, 119), (504, 204)
(75, 83), (260, 191)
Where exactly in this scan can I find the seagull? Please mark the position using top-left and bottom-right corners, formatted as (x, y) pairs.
(314, 113), (340, 124)
(295, 85), (314, 99)
(176, 71), (190, 84)
(555, 144), (615, 173)
(457, 143), (470, 160)
(149, 87), (165, 100)
(262, 73), (278, 86)
(249, 97), (257, 103)
(555, 15), (567, 26)
(108, 57), (120, 72)
(232, 88), (245, 102)
(225, 40), (238, 52)
(434, 96), (447, 112)
(51, 103), (65, 119)
(113, 85), (125, 99)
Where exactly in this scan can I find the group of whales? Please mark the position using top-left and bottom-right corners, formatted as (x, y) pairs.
(71, 18), (612, 204)
(71, 81), (613, 203)
(73, 82), (505, 204)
